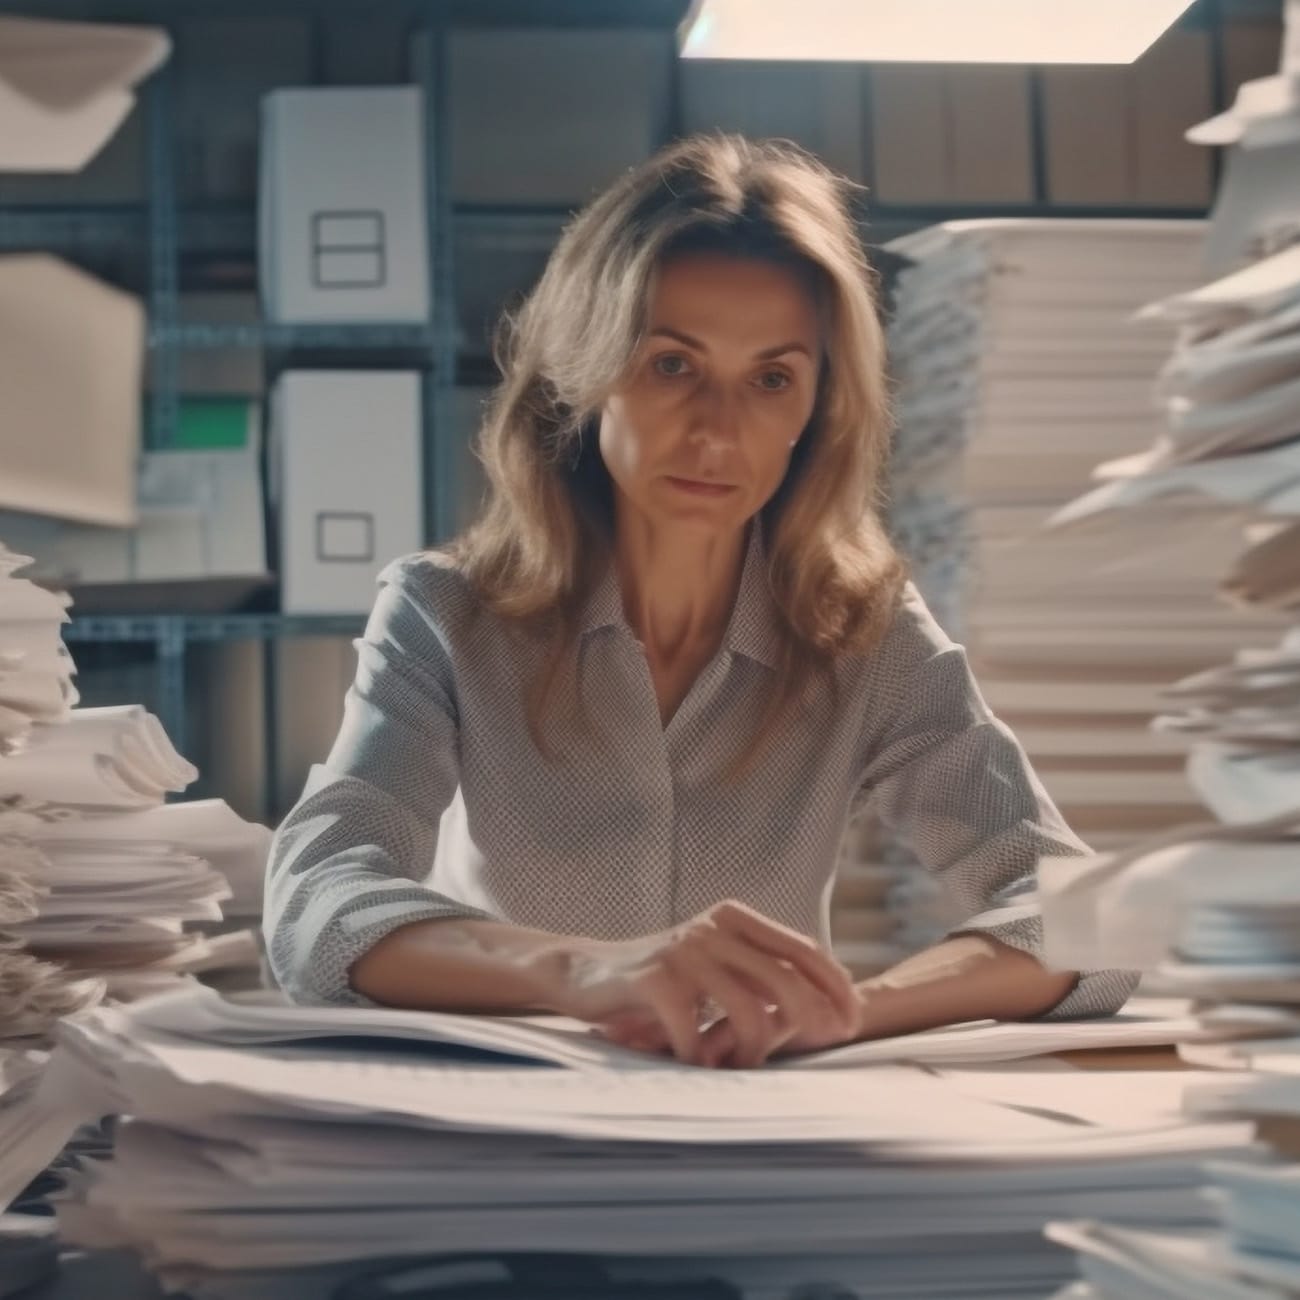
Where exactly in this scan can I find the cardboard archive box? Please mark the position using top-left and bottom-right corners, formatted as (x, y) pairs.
(259, 86), (430, 324)
(269, 370), (423, 614)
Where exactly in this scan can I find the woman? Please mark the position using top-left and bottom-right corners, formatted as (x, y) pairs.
(265, 134), (1135, 1069)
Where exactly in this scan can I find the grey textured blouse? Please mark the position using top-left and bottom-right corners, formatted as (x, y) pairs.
(264, 523), (1136, 1020)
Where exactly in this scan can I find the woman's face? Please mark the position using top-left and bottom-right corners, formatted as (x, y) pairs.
(598, 252), (823, 537)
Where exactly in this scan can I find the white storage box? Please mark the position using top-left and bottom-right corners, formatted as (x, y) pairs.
(269, 371), (423, 614)
(132, 448), (266, 582)
(258, 87), (430, 323)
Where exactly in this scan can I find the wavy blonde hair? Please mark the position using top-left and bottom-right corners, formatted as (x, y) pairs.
(449, 132), (908, 775)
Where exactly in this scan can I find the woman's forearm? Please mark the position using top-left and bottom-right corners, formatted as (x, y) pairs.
(349, 920), (1078, 1045)
(347, 917), (590, 1013)
(852, 933), (1079, 1040)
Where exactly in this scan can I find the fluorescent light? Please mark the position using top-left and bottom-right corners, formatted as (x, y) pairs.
(679, 0), (1197, 65)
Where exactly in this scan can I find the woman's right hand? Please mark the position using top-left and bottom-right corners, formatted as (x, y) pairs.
(545, 899), (861, 1068)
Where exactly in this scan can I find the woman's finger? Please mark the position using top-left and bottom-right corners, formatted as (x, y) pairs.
(709, 901), (859, 1027)
(635, 968), (708, 1065)
(664, 945), (780, 1069)
(696, 1018), (738, 1069)
(704, 931), (851, 1048)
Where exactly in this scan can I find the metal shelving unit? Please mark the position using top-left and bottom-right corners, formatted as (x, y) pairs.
(133, 49), (458, 477)
(12, 0), (689, 785)
(151, 321), (441, 350)
(62, 614), (367, 759)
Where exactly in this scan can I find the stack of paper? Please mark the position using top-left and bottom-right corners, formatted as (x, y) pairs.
(2, 801), (270, 1003)
(1039, 808), (1300, 1004)
(1043, 48), (1300, 862)
(882, 219), (1282, 851)
(0, 544), (76, 756)
(1036, 19), (1300, 1280)
(1153, 627), (1300, 827)
(0, 1040), (104, 1224)
(1, 705), (197, 808)
(1044, 1219), (1297, 1300)
(0, 892), (102, 1040)
(1036, 0), (1300, 1003)
(1224, 517), (1300, 613)
(0, 543), (274, 1256)
(1045, 235), (1300, 870)
(1036, 809), (1300, 1298)
(0, 1022), (113, 1246)
(24, 799), (271, 928)
(1185, 0), (1300, 282)
(1, 550), (101, 1037)
(0, 709), (238, 1007)
(0, 544), (270, 1037)
(18, 983), (1256, 1296)
(0, 1046), (48, 1138)
(1053, 240), (1300, 522)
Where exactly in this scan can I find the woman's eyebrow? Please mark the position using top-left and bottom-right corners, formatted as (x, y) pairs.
(756, 341), (814, 361)
(646, 326), (707, 351)
(647, 326), (813, 361)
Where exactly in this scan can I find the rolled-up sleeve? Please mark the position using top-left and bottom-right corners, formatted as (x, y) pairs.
(264, 559), (492, 1006)
(856, 584), (1138, 1020)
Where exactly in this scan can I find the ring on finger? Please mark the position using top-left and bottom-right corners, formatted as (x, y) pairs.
(695, 996), (726, 1030)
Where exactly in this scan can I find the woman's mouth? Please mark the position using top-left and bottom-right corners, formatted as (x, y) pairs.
(665, 476), (738, 498)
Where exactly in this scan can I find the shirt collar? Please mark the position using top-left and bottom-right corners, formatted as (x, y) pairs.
(579, 520), (783, 671)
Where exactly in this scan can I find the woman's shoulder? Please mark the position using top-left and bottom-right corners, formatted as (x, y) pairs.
(836, 578), (962, 700)
(839, 578), (956, 669)
(380, 547), (470, 593)
(375, 549), (487, 635)
(819, 579), (979, 747)
(380, 547), (465, 585)
(375, 549), (546, 655)
(887, 579), (955, 653)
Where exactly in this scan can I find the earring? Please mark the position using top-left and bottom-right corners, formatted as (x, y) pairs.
(788, 439), (797, 448)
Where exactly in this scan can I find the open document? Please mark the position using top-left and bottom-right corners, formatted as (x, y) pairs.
(115, 983), (1231, 1075)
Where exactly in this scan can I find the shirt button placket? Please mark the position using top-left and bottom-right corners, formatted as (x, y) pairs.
(664, 652), (730, 926)
(619, 632), (676, 929)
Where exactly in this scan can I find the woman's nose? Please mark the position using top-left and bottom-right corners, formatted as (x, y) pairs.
(686, 382), (742, 449)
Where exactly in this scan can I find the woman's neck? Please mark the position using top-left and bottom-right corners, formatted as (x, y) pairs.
(613, 514), (747, 664)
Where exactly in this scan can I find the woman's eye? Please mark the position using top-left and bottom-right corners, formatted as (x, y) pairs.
(652, 354), (690, 378)
(757, 369), (792, 392)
